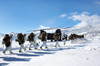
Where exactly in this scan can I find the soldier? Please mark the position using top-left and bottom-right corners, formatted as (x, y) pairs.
(16, 33), (26, 52)
(55, 29), (62, 41)
(40, 32), (48, 49)
(62, 33), (67, 45)
(2, 34), (13, 54)
(27, 32), (37, 50)
(53, 33), (60, 47)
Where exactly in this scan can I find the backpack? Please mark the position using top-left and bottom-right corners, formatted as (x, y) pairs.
(2, 40), (5, 44)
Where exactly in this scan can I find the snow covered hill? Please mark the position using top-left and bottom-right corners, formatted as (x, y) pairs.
(62, 24), (100, 40)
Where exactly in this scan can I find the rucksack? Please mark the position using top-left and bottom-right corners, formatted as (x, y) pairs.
(2, 40), (5, 44)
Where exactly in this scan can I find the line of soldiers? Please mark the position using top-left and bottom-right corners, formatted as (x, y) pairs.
(2, 32), (67, 54)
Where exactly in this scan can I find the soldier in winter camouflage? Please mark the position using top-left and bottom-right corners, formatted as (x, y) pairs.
(62, 33), (67, 45)
(53, 33), (60, 47)
(2, 34), (13, 54)
(27, 32), (37, 50)
(39, 31), (48, 49)
(16, 33), (26, 52)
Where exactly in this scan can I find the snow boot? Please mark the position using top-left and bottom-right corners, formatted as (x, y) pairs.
(40, 47), (42, 49)
(29, 48), (32, 50)
(10, 52), (13, 54)
(35, 48), (37, 49)
(19, 50), (22, 53)
(24, 49), (26, 51)
(55, 46), (57, 47)
(45, 47), (48, 49)
(3, 51), (5, 54)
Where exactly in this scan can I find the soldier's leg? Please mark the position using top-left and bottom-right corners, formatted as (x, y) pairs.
(64, 39), (66, 45)
(32, 41), (37, 49)
(40, 41), (45, 49)
(32, 41), (36, 49)
(9, 45), (13, 54)
(19, 44), (23, 52)
(55, 41), (58, 47)
(57, 41), (60, 47)
(22, 44), (26, 51)
(3, 47), (8, 54)
(44, 41), (47, 48)
(29, 41), (32, 50)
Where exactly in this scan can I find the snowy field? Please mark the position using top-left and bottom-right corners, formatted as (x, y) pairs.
(0, 24), (100, 66)
(0, 39), (100, 66)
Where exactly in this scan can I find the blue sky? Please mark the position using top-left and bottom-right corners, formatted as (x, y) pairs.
(0, 0), (100, 33)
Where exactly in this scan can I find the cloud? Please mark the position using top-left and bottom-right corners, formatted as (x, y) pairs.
(71, 12), (78, 15)
(46, 18), (55, 25)
(38, 25), (50, 29)
(59, 14), (67, 18)
(95, 1), (100, 5)
(69, 12), (100, 28)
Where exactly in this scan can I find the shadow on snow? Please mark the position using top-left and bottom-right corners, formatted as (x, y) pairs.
(42, 44), (87, 51)
(16, 53), (40, 57)
(28, 51), (55, 55)
(0, 63), (9, 66)
(0, 42), (87, 66)
(0, 57), (30, 62)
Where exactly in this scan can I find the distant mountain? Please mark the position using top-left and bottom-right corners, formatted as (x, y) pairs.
(0, 23), (100, 41)
(62, 24), (100, 40)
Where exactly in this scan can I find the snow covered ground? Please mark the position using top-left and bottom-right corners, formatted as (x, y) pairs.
(0, 38), (100, 66)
